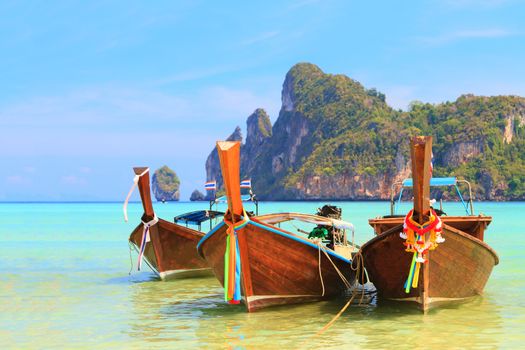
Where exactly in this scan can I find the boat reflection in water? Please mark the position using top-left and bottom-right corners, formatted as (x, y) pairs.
(124, 274), (502, 349)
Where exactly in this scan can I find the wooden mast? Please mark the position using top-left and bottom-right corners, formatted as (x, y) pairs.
(216, 141), (244, 219)
(410, 136), (433, 310)
(133, 167), (155, 221)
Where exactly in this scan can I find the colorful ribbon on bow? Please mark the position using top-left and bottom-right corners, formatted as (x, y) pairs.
(223, 209), (250, 304)
(400, 209), (444, 293)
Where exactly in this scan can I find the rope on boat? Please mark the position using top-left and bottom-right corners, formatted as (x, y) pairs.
(320, 247), (352, 289)
(123, 167), (150, 222)
(315, 240), (326, 297)
(315, 292), (358, 337)
(137, 215), (158, 271)
(306, 246), (368, 341)
(352, 250), (369, 286)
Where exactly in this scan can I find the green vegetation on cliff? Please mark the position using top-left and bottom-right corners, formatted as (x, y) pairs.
(407, 95), (525, 199)
(282, 63), (405, 185)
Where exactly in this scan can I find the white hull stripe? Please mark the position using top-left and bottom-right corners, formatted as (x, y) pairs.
(159, 268), (212, 279)
(388, 296), (472, 303)
(245, 294), (320, 303)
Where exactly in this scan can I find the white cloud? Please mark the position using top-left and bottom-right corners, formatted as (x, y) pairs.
(417, 28), (516, 46)
(61, 175), (87, 186)
(240, 31), (280, 46)
(384, 85), (418, 111)
(288, 0), (322, 10)
(438, 0), (511, 8)
(203, 86), (279, 118)
(0, 84), (280, 157)
(5, 175), (30, 185)
(0, 84), (277, 130)
(0, 86), (190, 128)
(153, 65), (241, 84)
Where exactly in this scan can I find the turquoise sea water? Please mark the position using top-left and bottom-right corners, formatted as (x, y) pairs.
(1, 201), (524, 349)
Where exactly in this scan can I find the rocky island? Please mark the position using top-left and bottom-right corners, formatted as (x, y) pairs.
(206, 63), (525, 201)
(151, 165), (180, 202)
(190, 189), (206, 201)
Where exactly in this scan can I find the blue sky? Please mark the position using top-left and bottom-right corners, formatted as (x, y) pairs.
(1, 0), (524, 201)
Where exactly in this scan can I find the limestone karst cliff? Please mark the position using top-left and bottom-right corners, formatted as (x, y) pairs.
(151, 165), (180, 201)
(205, 63), (525, 201)
(190, 189), (206, 201)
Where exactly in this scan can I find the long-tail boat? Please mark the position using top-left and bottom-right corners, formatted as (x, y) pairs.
(360, 136), (499, 311)
(197, 141), (358, 312)
(123, 167), (221, 280)
(123, 167), (259, 280)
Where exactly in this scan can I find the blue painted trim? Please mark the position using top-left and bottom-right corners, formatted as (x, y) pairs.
(395, 177), (470, 215)
(454, 184), (470, 215)
(197, 221), (225, 251)
(396, 188), (405, 215)
(197, 219), (352, 265)
(248, 220), (352, 264)
(403, 177), (457, 187)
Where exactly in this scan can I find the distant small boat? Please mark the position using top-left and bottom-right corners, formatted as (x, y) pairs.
(360, 136), (499, 311)
(197, 141), (359, 312)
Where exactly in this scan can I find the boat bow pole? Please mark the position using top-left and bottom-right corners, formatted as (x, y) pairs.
(123, 167), (159, 271)
(216, 141), (250, 304)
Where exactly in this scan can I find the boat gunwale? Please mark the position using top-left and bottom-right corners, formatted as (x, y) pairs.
(196, 216), (352, 264)
(360, 220), (499, 265)
(153, 217), (207, 240)
(369, 215), (493, 224)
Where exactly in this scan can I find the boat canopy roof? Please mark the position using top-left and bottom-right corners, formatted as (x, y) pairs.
(392, 176), (474, 215)
(174, 210), (224, 225)
(215, 194), (254, 203)
(256, 212), (354, 231)
(402, 177), (457, 187)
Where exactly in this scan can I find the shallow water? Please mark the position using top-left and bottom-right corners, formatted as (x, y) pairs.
(1, 201), (524, 349)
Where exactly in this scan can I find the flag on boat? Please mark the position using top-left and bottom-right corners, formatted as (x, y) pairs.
(205, 181), (217, 191)
(240, 179), (251, 188)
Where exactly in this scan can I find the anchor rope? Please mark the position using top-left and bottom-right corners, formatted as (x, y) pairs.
(315, 292), (358, 337)
(304, 244), (368, 343)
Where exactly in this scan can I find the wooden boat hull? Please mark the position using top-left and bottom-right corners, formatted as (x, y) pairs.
(197, 219), (355, 312)
(129, 218), (212, 280)
(361, 221), (499, 311)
